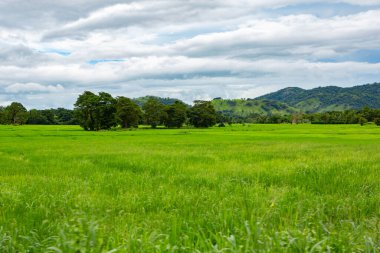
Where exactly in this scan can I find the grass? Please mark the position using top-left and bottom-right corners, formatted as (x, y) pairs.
(0, 124), (379, 252)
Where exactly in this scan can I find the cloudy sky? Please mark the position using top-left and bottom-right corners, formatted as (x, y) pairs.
(1, 0), (380, 108)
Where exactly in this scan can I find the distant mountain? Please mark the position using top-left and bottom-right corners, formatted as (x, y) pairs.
(211, 98), (298, 116)
(133, 96), (183, 107)
(258, 83), (380, 113)
(133, 83), (380, 117)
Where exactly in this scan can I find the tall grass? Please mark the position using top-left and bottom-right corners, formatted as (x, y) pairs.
(0, 124), (379, 252)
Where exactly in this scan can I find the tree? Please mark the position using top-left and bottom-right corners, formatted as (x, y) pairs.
(188, 100), (217, 128)
(97, 92), (117, 130)
(52, 108), (78, 125)
(74, 91), (115, 130)
(374, 118), (380, 126)
(4, 102), (28, 125)
(74, 91), (117, 131)
(358, 117), (368, 126)
(143, 98), (167, 128)
(116, 96), (141, 128)
(27, 109), (50, 124)
(164, 101), (187, 128)
(0, 106), (5, 124)
(74, 91), (100, 130)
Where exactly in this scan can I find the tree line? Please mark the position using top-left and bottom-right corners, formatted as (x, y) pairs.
(0, 103), (77, 125)
(1, 92), (380, 128)
(217, 106), (380, 126)
(73, 91), (217, 130)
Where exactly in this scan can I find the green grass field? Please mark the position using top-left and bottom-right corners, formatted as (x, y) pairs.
(0, 124), (379, 252)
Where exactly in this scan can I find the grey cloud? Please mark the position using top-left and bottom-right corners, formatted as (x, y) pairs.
(0, 44), (50, 67)
(5, 83), (64, 94)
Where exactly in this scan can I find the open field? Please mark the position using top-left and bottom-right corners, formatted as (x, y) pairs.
(0, 124), (379, 252)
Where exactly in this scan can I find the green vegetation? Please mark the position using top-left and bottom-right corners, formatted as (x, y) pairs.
(0, 124), (379, 252)
(27, 108), (77, 125)
(258, 82), (380, 113)
(73, 92), (218, 130)
(188, 100), (217, 128)
(164, 101), (188, 128)
(2, 83), (380, 128)
(1, 102), (28, 125)
(211, 98), (298, 118)
(142, 97), (167, 128)
(116, 97), (142, 128)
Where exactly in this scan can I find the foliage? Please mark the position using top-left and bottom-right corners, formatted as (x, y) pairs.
(212, 98), (298, 118)
(188, 100), (217, 128)
(359, 117), (368, 126)
(74, 91), (117, 131)
(259, 82), (380, 113)
(375, 118), (380, 126)
(26, 108), (77, 125)
(3, 102), (28, 125)
(0, 106), (5, 124)
(97, 92), (117, 130)
(134, 95), (183, 107)
(164, 101), (188, 128)
(142, 97), (167, 128)
(51, 108), (78, 125)
(116, 96), (141, 128)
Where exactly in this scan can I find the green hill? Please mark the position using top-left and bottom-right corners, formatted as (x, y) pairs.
(258, 83), (380, 113)
(133, 96), (183, 107)
(211, 98), (298, 116)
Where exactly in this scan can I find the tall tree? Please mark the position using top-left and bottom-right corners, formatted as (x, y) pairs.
(97, 92), (117, 130)
(143, 98), (167, 128)
(74, 91), (117, 130)
(188, 100), (216, 128)
(164, 101), (187, 128)
(5, 102), (28, 125)
(116, 96), (141, 128)
(74, 91), (101, 131)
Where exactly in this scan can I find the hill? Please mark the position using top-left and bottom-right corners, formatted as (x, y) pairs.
(258, 83), (380, 113)
(211, 98), (298, 117)
(133, 96), (183, 107)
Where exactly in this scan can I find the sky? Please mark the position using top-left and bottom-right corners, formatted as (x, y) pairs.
(1, 0), (380, 109)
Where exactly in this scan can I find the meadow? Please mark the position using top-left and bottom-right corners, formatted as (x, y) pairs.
(0, 124), (379, 252)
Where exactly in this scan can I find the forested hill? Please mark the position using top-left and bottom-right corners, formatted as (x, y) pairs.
(134, 83), (380, 117)
(133, 96), (182, 107)
(211, 98), (298, 117)
(257, 83), (380, 113)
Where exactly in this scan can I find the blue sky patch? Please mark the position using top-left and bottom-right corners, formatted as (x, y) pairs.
(88, 59), (125, 65)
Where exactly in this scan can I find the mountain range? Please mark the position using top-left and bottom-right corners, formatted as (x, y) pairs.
(212, 82), (380, 116)
(134, 83), (380, 117)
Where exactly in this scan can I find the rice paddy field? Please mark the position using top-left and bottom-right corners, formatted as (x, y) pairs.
(0, 124), (379, 252)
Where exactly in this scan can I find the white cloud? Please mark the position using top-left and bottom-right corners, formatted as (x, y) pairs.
(5, 83), (65, 93)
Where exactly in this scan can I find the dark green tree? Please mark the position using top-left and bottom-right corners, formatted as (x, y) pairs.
(74, 91), (117, 131)
(374, 118), (380, 126)
(52, 108), (77, 125)
(358, 117), (368, 126)
(188, 100), (216, 128)
(0, 106), (5, 124)
(143, 98), (167, 128)
(27, 109), (50, 124)
(4, 102), (28, 125)
(97, 92), (117, 130)
(116, 96), (141, 128)
(164, 101), (187, 128)
(74, 91), (101, 131)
